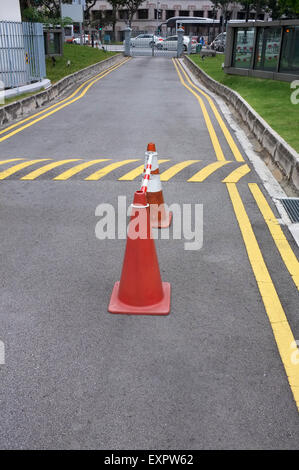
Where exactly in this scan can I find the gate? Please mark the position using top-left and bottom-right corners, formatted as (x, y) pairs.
(124, 27), (185, 58)
(0, 21), (46, 88)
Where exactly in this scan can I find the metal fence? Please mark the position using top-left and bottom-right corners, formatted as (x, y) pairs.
(0, 21), (46, 89)
(124, 27), (187, 58)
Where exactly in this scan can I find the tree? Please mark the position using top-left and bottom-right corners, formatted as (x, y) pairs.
(107, 0), (126, 39)
(266, 0), (281, 19)
(20, 0), (73, 25)
(84, 0), (98, 24)
(122, 0), (144, 27)
(279, 0), (299, 16)
(210, 0), (231, 47)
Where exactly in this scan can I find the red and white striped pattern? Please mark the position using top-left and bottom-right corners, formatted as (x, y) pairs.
(140, 153), (153, 193)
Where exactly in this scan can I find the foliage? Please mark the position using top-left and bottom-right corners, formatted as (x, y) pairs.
(122, 0), (145, 26)
(20, 0), (73, 24)
(279, 0), (299, 16)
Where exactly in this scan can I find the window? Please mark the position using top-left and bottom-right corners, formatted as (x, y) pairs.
(279, 26), (299, 74)
(254, 27), (281, 71)
(194, 10), (204, 17)
(119, 9), (129, 20)
(233, 27), (255, 68)
(105, 10), (113, 20)
(180, 11), (189, 17)
(138, 9), (148, 19)
(207, 10), (215, 18)
(92, 11), (102, 21)
(64, 27), (72, 36)
(166, 10), (175, 20)
(237, 12), (246, 20)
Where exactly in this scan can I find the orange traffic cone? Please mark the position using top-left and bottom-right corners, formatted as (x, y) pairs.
(108, 190), (171, 315)
(143, 143), (172, 229)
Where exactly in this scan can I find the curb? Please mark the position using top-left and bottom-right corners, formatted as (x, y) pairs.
(184, 55), (299, 192)
(4, 79), (52, 99)
(0, 53), (123, 127)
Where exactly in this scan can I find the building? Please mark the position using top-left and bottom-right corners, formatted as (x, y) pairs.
(0, 0), (21, 22)
(224, 20), (299, 81)
(89, 1), (270, 42)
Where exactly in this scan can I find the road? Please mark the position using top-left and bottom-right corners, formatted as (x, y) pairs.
(0, 56), (298, 450)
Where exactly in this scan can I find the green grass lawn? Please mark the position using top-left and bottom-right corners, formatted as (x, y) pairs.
(0, 91), (38, 107)
(46, 43), (117, 83)
(190, 54), (299, 153)
(1, 44), (117, 108)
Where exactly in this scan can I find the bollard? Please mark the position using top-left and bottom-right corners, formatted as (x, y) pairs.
(177, 27), (184, 58)
(124, 27), (132, 57)
(187, 33), (192, 55)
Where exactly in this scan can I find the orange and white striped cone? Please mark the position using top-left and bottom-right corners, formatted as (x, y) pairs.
(142, 143), (172, 229)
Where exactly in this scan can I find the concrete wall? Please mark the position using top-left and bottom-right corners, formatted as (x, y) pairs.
(0, 0), (21, 22)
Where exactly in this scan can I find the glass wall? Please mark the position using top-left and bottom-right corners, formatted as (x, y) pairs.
(279, 26), (299, 74)
(232, 27), (255, 68)
(254, 27), (281, 71)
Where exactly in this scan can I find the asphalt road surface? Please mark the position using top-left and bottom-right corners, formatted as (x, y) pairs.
(0, 56), (298, 450)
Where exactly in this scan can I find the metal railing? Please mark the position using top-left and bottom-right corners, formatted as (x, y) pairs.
(0, 21), (46, 88)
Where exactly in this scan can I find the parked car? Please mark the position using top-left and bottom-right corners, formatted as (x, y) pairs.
(162, 35), (197, 52)
(126, 34), (164, 48)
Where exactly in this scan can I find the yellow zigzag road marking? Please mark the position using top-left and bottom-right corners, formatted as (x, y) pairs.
(227, 182), (299, 410)
(222, 164), (251, 183)
(119, 160), (170, 181)
(0, 159), (51, 180)
(54, 159), (111, 180)
(21, 159), (82, 180)
(175, 58), (244, 163)
(0, 158), (25, 164)
(0, 58), (130, 143)
(188, 161), (231, 182)
(85, 159), (140, 180)
(160, 160), (200, 181)
(249, 183), (299, 290)
(0, 159), (252, 182)
(172, 58), (226, 162)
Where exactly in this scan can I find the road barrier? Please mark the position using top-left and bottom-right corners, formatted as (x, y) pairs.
(108, 144), (171, 316)
(142, 143), (172, 228)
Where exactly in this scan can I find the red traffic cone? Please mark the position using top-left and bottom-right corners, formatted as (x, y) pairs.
(143, 143), (172, 229)
(108, 190), (171, 315)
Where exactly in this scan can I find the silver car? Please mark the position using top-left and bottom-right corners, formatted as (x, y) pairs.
(129, 34), (163, 48)
(162, 35), (197, 52)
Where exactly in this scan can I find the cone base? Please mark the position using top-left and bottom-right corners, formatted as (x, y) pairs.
(151, 211), (173, 229)
(108, 281), (171, 315)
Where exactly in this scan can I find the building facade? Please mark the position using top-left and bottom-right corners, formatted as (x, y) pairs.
(0, 0), (22, 22)
(89, 1), (270, 41)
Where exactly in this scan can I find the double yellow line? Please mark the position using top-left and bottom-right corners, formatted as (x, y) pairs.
(172, 58), (244, 163)
(173, 57), (299, 410)
(0, 57), (130, 143)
